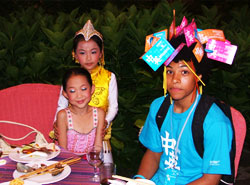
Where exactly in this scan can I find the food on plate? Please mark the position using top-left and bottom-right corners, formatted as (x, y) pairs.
(50, 163), (64, 176)
(16, 162), (47, 172)
(18, 143), (57, 155)
(16, 162), (35, 173)
(16, 161), (65, 178)
(9, 178), (24, 185)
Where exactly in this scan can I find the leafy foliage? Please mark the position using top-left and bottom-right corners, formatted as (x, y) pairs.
(0, 0), (249, 177)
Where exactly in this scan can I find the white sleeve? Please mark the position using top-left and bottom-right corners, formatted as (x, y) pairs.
(105, 73), (118, 127)
(53, 86), (69, 122)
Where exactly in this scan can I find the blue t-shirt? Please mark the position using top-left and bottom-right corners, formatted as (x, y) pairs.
(139, 94), (233, 185)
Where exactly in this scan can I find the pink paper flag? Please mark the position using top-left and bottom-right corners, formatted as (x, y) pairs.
(206, 39), (237, 65)
(176, 16), (188, 36)
(184, 24), (196, 47)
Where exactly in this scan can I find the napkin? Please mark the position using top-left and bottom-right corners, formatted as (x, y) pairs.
(108, 179), (126, 185)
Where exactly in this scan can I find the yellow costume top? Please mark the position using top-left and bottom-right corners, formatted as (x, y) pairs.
(89, 65), (112, 141)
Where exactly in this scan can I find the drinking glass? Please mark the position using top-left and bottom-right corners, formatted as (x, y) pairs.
(86, 145), (103, 182)
(100, 163), (115, 185)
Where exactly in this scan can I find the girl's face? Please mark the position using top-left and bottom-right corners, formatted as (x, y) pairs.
(63, 75), (95, 109)
(166, 60), (200, 103)
(75, 39), (102, 72)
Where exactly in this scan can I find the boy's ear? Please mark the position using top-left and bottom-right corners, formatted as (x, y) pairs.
(62, 90), (68, 99)
(198, 74), (202, 80)
(91, 85), (95, 95)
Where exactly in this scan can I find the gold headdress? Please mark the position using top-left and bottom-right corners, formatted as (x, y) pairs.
(75, 20), (103, 41)
(73, 20), (105, 65)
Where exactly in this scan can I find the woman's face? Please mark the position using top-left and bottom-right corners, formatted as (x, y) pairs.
(166, 60), (200, 103)
(75, 39), (102, 72)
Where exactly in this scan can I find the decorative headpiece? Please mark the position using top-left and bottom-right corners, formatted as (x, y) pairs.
(140, 10), (238, 96)
(73, 20), (105, 65)
(75, 20), (103, 41)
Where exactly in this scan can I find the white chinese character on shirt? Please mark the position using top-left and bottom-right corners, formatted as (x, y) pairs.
(161, 131), (180, 170)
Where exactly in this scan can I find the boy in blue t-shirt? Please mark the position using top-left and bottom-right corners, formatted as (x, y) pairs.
(136, 33), (233, 185)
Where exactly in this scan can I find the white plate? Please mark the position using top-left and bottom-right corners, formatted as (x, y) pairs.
(9, 145), (60, 163)
(13, 161), (71, 184)
(0, 180), (40, 185)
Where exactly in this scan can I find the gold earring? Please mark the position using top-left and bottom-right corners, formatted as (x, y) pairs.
(72, 51), (79, 63)
(75, 59), (79, 64)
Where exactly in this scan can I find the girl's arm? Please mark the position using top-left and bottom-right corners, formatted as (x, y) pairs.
(53, 86), (68, 139)
(94, 107), (105, 148)
(56, 110), (68, 149)
(54, 86), (68, 122)
(105, 73), (118, 127)
(137, 149), (162, 179)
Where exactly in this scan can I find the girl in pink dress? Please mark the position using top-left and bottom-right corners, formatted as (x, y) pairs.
(57, 67), (105, 155)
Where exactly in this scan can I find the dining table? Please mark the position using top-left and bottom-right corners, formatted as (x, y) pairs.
(0, 147), (100, 184)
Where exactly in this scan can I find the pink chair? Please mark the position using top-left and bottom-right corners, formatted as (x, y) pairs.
(231, 107), (247, 178)
(0, 83), (61, 145)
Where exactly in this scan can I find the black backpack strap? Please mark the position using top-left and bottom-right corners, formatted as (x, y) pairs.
(192, 94), (215, 158)
(192, 95), (236, 184)
(214, 100), (236, 184)
(156, 96), (171, 131)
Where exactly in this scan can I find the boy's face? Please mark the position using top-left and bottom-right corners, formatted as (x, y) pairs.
(166, 60), (201, 102)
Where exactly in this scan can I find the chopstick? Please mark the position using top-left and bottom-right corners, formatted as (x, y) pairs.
(62, 158), (81, 166)
(18, 157), (81, 180)
(112, 175), (153, 185)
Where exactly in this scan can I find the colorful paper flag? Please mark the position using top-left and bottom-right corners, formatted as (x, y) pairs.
(142, 38), (175, 71)
(197, 29), (225, 44)
(169, 10), (176, 40)
(206, 39), (237, 65)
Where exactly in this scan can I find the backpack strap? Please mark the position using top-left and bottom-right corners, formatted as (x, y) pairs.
(192, 94), (216, 158)
(192, 95), (236, 184)
(214, 100), (236, 183)
(156, 96), (171, 131)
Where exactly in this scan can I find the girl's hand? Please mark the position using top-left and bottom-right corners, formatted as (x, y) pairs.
(53, 121), (59, 139)
(102, 120), (108, 139)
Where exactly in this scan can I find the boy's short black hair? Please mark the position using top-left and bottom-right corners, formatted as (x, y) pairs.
(169, 35), (214, 84)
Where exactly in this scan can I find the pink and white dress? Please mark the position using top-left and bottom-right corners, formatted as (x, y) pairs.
(65, 107), (98, 155)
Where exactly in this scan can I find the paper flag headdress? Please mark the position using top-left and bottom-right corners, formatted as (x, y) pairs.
(140, 10), (238, 95)
(73, 20), (105, 65)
